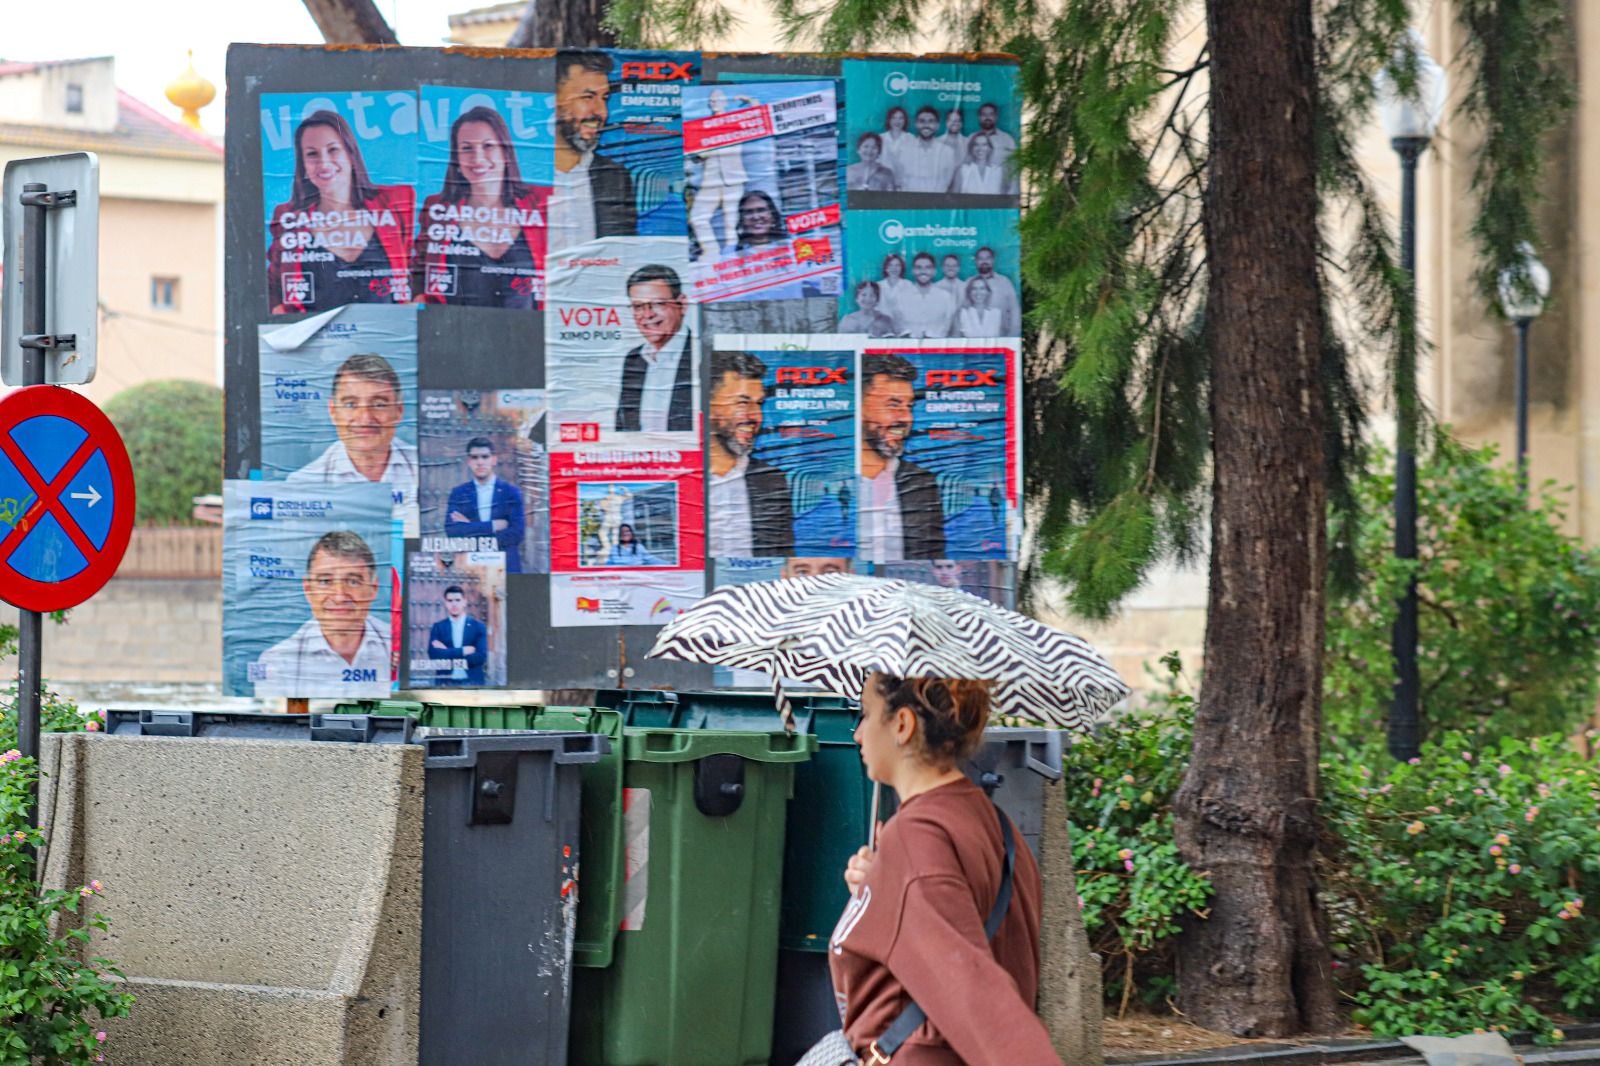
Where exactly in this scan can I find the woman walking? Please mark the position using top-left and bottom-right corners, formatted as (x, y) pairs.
(828, 674), (1062, 1065)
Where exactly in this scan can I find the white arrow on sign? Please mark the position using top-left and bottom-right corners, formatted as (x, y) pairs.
(69, 485), (102, 508)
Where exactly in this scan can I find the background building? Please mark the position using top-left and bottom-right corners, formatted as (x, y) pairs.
(0, 56), (222, 405)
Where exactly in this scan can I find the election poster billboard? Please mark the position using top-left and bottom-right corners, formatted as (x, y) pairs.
(406, 550), (508, 687)
(418, 388), (548, 574)
(222, 479), (397, 698)
(416, 85), (555, 309)
(544, 235), (699, 451)
(840, 209), (1021, 338)
(707, 335), (855, 559)
(682, 81), (842, 302)
(709, 555), (857, 687)
(857, 340), (1021, 561)
(258, 304), (419, 537)
(550, 50), (700, 251)
(842, 58), (1020, 201)
(225, 45), (1022, 690)
(260, 89), (417, 314)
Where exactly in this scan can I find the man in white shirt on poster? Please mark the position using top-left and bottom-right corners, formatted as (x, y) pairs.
(976, 101), (1019, 194)
(288, 352), (418, 537)
(896, 106), (960, 194)
(253, 530), (391, 697)
(895, 252), (958, 339)
(548, 50), (637, 251)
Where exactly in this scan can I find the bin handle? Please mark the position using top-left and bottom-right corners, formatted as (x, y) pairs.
(1023, 735), (1063, 782)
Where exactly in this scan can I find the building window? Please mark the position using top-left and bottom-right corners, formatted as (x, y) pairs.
(151, 277), (179, 311)
(65, 84), (83, 114)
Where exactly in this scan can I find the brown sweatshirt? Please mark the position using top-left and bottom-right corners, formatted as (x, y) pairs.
(827, 777), (1062, 1066)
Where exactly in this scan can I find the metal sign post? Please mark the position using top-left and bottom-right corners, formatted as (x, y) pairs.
(1, 154), (105, 862)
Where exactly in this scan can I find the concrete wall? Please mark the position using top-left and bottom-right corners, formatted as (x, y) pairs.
(0, 577), (220, 684)
(38, 732), (423, 1066)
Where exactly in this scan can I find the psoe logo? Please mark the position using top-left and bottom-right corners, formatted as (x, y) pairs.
(884, 71), (909, 97)
(878, 218), (905, 243)
(249, 497), (274, 520)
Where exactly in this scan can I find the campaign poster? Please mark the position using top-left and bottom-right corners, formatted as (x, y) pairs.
(839, 209), (1021, 340)
(406, 551), (508, 688)
(707, 335), (855, 559)
(222, 480), (397, 699)
(545, 235), (700, 451)
(258, 304), (419, 537)
(857, 340), (1021, 562)
(874, 559), (1016, 609)
(416, 86), (555, 309)
(418, 388), (549, 575)
(548, 447), (704, 626)
(260, 90), (417, 314)
(841, 59), (1020, 200)
(549, 50), (700, 251)
(682, 81), (843, 302)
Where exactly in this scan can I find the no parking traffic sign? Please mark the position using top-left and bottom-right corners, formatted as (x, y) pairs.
(0, 386), (134, 612)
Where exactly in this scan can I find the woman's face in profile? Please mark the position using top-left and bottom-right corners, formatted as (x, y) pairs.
(455, 121), (506, 188)
(300, 125), (352, 196)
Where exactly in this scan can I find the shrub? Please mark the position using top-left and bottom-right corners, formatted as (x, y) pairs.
(1324, 433), (1600, 756)
(102, 380), (222, 526)
(1322, 731), (1600, 1042)
(0, 755), (133, 1064)
(1065, 656), (1213, 1013)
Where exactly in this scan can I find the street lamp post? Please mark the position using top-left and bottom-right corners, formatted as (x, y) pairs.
(1376, 29), (1447, 763)
(1496, 243), (1551, 491)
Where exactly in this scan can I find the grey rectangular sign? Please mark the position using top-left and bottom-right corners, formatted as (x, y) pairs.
(2, 151), (99, 385)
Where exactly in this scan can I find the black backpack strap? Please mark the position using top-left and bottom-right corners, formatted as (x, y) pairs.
(870, 801), (1016, 1062)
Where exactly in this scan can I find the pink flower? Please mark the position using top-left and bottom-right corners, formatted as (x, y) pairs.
(1462, 752), (1474, 761)
(1077, 894), (1085, 909)
(1117, 848), (1133, 860)
(79, 886), (93, 898)
(90, 879), (103, 893)
(1408, 757), (1422, 765)
(1405, 821), (1425, 835)
(96, 1032), (106, 1042)
(1560, 909), (1573, 920)
(1473, 788), (1486, 795)
(1123, 859), (1135, 873)
(1498, 764), (1512, 776)
(84, 719), (101, 732)
(1490, 845), (1502, 856)
(1510, 864), (1523, 874)
(1494, 833), (1511, 846)
(0, 750), (20, 764)
(1526, 806), (1539, 823)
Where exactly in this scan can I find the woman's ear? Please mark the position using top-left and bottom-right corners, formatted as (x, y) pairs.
(892, 705), (917, 748)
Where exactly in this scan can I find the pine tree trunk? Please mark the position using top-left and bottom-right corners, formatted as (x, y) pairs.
(506, 0), (616, 48)
(299, 0), (399, 44)
(1172, 0), (1339, 1037)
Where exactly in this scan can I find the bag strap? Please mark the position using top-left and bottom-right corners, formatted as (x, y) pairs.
(868, 799), (1016, 1063)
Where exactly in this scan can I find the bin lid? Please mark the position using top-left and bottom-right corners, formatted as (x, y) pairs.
(422, 731), (609, 767)
(622, 727), (816, 763)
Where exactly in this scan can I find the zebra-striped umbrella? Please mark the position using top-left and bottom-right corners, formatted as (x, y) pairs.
(647, 573), (1129, 730)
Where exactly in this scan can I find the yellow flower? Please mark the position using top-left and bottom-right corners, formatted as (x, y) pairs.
(1406, 821), (1426, 835)
(1494, 833), (1511, 846)
(1512, 971), (1525, 980)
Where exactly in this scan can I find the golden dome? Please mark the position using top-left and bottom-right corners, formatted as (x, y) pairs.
(165, 51), (216, 130)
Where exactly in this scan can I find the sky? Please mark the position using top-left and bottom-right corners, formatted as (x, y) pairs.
(0, 0), (485, 134)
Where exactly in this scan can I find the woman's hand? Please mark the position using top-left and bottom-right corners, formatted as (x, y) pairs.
(844, 844), (876, 896)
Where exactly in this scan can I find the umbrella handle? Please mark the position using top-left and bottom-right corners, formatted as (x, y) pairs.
(869, 782), (880, 852)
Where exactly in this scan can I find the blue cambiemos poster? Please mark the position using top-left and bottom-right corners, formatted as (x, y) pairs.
(258, 304), (419, 537)
(682, 81), (842, 302)
(706, 334), (854, 559)
(416, 85), (556, 308)
(856, 339), (1020, 562)
(838, 209), (1020, 340)
(222, 480), (397, 698)
(260, 89), (417, 313)
(841, 58), (1020, 199)
(549, 50), (700, 251)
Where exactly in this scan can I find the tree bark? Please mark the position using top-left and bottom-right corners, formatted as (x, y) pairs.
(299, 0), (399, 44)
(505, 0), (615, 48)
(1172, 0), (1339, 1037)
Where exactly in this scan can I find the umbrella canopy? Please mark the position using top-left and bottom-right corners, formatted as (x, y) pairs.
(648, 573), (1129, 731)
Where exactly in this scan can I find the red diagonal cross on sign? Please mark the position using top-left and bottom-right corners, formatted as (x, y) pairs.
(0, 431), (99, 562)
(0, 386), (136, 614)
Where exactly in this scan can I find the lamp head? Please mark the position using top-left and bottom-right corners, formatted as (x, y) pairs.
(1375, 28), (1448, 142)
(1497, 241), (1552, 322)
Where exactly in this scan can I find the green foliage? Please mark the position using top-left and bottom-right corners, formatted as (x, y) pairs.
(1322, 732), (1600, 1042)
(102, 380), (222, 526)
(1065, 662), (1213, 1011)
(1325, 433), (1600, 755)
(0, 756), (133, 1064)
(1454, 0), (1574, 312)
(0, 617), (89, 752)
